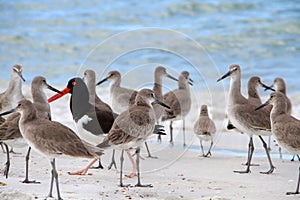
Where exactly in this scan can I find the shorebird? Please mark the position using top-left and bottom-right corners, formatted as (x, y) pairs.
(152, 66), (178, 144)
(194, 105), (216, 157)
(0, 76), (62, 182)
(97, 89), (170, 187)
(0, 64), (25, 179)
(0, 100), (103, 200)
(227, 76), (272, 166)
(256, 92), (300, 195)
(83, 69), (118, 169)
(48, 77), (115, 175)
(0, 64), (25, 112)
(161, 71), (193, 146)
(217, 64), (275, 174)
(96, 70), (136, 114)
(265, 77), (294, 158)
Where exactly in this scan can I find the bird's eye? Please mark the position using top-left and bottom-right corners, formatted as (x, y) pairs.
(72, 81), (76, 86)
(42, 80), (46, 82)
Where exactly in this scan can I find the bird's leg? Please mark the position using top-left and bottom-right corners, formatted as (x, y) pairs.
(51, 159), (63, 200)
(22, 147), (40, 184)
(47, 159), (55, 199)
(144, 141), (158, 159)
(2, 142), (10, 178)
(267, 136), (271, 151)
(199, 140), (205, 157)
(204, 141), (213, 157)
(279, 147), (283, 159)
(242, 136), (259, 166)
(259, 136), (275, 174)
(183, 118), (186, 147)
(234, 136), (254, 174)
(108, 149), (117, 170)
(119, 150), (129, 187)
(135, 147), (152, 187)
(169, 121), (174, 146)
(157, 122), (162, 143)
(125, 149), (137, 178)
(286, 166), (300, 195)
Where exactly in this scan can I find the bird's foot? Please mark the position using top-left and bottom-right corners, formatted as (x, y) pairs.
(233, 169), (251, 174)
(135, 183), (153, 188)
(107, 160), (117, 170)
(286, 191), (300, 195)
(260, 166), (275, 174)
(22, 179), (40, 184)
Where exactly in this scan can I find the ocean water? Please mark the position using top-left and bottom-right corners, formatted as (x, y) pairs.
(0, 1), (300, 155)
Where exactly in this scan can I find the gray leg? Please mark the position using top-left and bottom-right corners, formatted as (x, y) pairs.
(22, 147), (40, 184)
(1, 142), (10, 178)
(199, 140), (205, 156)
(259, 136), (275, 174)
(50, 159), (63, 200)
(286, 166), (300, 195)
(183, 118), (186, 147)
(47, 160), (55, 199)
(135, 147), (152, 187)
(108, 149), (117, 170)
(204, 141), (213, 157)
(169, 121), (174, 146)
(234, 136), (254, 174)
(144, 141), (158, 159)
(119, 150), (129, 187)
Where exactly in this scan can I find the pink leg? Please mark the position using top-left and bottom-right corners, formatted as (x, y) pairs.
(125, 149), (137, 178)
(68, 158), (98, 175)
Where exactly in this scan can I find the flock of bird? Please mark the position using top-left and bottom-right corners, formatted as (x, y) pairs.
(0, 63), (299, 199)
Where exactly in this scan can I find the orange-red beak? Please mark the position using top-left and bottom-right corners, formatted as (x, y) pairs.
(48, 87), (70, 103)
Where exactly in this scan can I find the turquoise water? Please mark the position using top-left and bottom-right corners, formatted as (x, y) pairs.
(0, 0), (300, 94)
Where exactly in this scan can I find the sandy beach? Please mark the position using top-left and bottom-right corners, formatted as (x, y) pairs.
(0, 141), (299, 200)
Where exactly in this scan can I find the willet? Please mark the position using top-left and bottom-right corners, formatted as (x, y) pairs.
(227, 76), (272, 166)
(256, 92), (300, 195)
(152, 66), (178, 144)
(0, 64), (25, 179)
(217, 64), (275, 174)
(0, 64), (25, 112)
(0, 76), (62, 182)
(83, 69), (118, 170)
(194, 105), (216, 157)
(265, 77), (293, 158)
(96, 70), (137, 114)
(0, 100), (103, 200)
(97, 88), (170, 187)
(161, 71), (193, 146)
(48, 77), (115, 175)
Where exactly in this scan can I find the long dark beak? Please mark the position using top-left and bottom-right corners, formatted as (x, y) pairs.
(217, 71), (231, 82)
(18, 72), (26, 82)
(263, 84), (275, 92)
(48, 87), (70, 103)
(46, 83), (63, 94)
(0, 108), (16, 117)
(96, 77), (109, 86)
(255, 101), (269, 111)
(188, 78), (193, 86)
(166, 74), (178, 82)
(153, 99), (170, 109)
